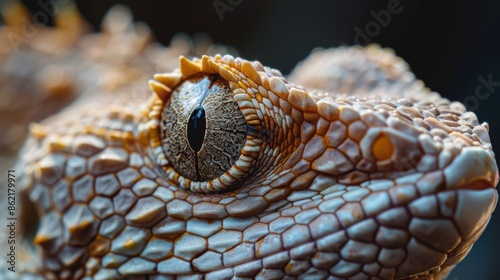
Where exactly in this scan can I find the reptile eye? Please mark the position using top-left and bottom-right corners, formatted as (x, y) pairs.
(161, 74), (247, 182)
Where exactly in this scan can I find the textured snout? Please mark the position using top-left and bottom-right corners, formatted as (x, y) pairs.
(444, 146), (499, 190)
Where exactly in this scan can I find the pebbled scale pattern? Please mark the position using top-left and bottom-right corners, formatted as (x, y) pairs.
(1, 4), (498, 280)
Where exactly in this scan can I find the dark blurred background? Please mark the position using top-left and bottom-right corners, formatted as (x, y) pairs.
(4, 0), (500, 279)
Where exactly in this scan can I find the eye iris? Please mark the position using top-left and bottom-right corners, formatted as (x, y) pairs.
(187, 105), (206, 152)
(161, 75), (247, 182)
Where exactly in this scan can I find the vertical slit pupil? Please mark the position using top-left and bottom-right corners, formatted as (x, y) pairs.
(187, 105), (206, 152)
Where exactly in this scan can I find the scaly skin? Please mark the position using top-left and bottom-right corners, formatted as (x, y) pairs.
(3, 5), (499, 280)
(10, 52), (498, 279)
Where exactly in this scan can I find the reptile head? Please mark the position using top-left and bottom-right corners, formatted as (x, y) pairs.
(134, 54), (498, 278)
(19, 50), (497, 279)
